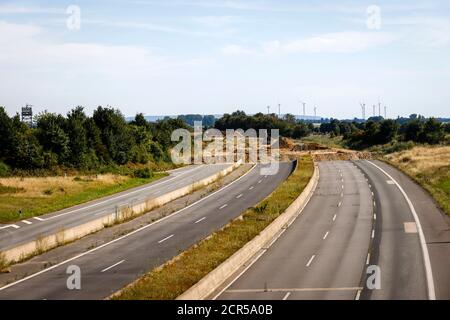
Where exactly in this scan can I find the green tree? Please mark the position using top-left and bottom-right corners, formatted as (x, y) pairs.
(403, 120), (422, 142)
(66, 106), (89, 167)
(35, 112), (70, 164)
(0, 107), (15, 162)
(419, 118), (445, 144)
(377, 120), (399, 144)
(93, 106), (133, 164)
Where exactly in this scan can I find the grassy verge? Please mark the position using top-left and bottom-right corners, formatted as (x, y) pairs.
(113, 156), (314, 300)
(0, 173), (166, 223)
(383, 146), (450, 216)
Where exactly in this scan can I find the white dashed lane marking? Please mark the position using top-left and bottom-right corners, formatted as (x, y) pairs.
(404, 222), (418, 233)
(195, 217), (206, 224)
(306, 255), (316, 267)
(158, 234), (174, 244)
(0, 224), (20, 230)
(101, 260), (125, 273)
(219, 204), (228, 210)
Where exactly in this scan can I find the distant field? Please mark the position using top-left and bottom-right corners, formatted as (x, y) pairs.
(0, 173), (166, 223)
(300, 134), (345, 149)
(384, 146), (450, 216)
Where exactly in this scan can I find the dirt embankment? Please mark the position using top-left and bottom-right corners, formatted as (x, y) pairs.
(280, 137), (372, 161)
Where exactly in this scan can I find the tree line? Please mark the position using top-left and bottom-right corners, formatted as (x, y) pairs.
(0, 106), (188, 173)
(319, 114), (450, 149)
(214, 111), (314, 139)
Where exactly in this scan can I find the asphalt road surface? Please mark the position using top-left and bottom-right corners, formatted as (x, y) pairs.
(0, 163), (232, 251)
(0, 162), (294, 299)
(215, 160), (450, 300)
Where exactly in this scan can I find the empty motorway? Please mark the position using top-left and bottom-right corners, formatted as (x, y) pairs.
(0, 163), (231, 252)
(0, 162), (294, 299)
(214, 160), (450, 300)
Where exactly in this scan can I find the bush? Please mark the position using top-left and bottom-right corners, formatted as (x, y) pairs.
(0, 162), (10, 177)
(133, 168), (153, 179)
(383, 141), (415, 154)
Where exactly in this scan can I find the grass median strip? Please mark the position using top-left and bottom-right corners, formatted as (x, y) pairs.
(113, 156), (313, 300)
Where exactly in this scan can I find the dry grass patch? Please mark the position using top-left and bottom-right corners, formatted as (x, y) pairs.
(114, 156), (313, 300)
(0, 173), (166, 223)
(0, 174), (128, 198)
(384, 146), (450, 216)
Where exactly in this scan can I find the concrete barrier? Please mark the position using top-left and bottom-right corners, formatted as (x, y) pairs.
(176, 161), (319, 300)
(1, 161), (242, 264)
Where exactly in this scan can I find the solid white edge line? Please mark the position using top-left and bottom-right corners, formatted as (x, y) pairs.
(101, 259), (125, 273)
(367, 160), (436, 300)
(0, 163), (258, 292)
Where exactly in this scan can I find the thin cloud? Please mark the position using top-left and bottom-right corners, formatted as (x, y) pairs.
(0, 3), (62, 14)
(85, 19), (237, 38)
(221, 31), (397, 56)
(192, 15), (236, 28)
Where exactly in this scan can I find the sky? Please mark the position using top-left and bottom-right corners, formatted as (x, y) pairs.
(0, 0), (450, 119)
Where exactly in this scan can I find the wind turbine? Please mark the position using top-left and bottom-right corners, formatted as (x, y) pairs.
(384, 105), (387, 119)
(314, 105), (317, 117)
(267, 105), (270, 115)
(359, 102), (366, 120)
(300, 101), (306, 118)
(373, 105), (376, 117)
(278, 103), (281, 118)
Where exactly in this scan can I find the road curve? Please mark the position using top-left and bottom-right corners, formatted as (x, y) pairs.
(215, 160), (449, 300)
(0, 163), (231, 251)
(215, 160), (373, 299)
(0, 162), (294, 299)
